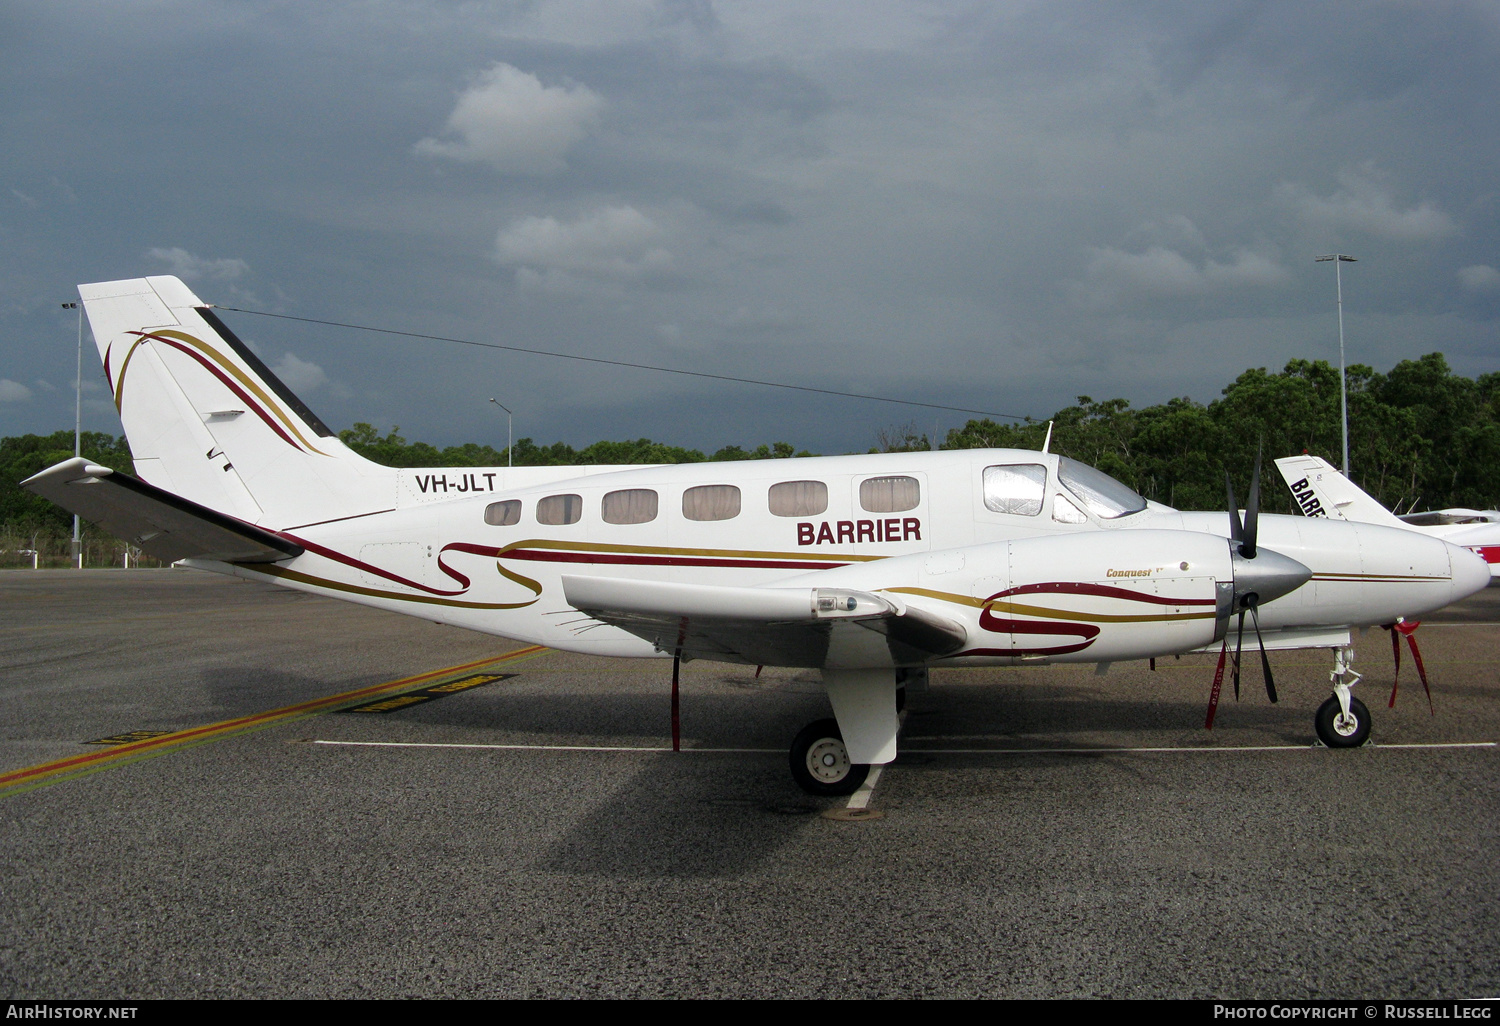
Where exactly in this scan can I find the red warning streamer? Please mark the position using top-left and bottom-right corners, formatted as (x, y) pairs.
(1387, 619), (1434, 716)
(1205, 637), (1230, 730)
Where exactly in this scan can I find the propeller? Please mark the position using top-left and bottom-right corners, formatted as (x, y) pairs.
(1228, 447), (1275, 703)
(1206, 446), (1310, 728)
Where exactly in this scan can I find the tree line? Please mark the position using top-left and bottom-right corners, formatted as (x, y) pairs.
(3, 352), (1495, 566)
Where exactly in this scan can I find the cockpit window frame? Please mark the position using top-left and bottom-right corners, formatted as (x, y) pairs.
(1056, 457), (1147, 520)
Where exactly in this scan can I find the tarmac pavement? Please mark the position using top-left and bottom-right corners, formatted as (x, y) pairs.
(1, 569), (1496, 998)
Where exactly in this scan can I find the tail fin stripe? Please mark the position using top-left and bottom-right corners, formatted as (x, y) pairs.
(154, 329), (329, 454)
(197, 307), (335, 438)
(135, 331), (306, 452)
(135, 329), (329, 456)
(110, 337), (150, 412)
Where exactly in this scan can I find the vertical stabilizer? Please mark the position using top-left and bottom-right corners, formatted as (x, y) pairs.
(81, 276), (394, 528)
(1272, 454), (1407, 528)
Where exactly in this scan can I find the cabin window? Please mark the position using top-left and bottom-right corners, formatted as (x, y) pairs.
(982, 464), (1046, 516)
(484, 499), (521, 526)
(860, 475), (920, 513)
(768, 480), (828, 517)
(683, 484), (741, 521)
(1052, 494), (1088, 524)
(602, 488), (659, 525)
(536, 493), (583, 526)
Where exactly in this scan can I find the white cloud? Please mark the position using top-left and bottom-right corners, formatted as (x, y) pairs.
(270, 353), (328, 394)
(0, 379), (33, 402)
(146, 247), (250, 281)
(1276, 165), (1458, 241)
(1458, 264), (1500, 292)
(1084, 245), (1290, 298)
(414, 63), (604, 175)
(495, 205), (672, 283)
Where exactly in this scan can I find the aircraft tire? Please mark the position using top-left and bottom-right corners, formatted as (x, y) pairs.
(790, 718), (870, 796)
(1315, 695), (1371, 748)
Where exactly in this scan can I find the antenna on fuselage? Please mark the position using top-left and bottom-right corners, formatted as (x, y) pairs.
(1041, 421), (1054, 454)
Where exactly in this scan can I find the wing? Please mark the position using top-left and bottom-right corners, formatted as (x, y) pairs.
(561, 574), (967, 668)
(21, 457), (302, 564)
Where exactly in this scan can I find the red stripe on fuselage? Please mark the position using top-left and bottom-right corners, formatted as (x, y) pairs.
(984, 580), (1217, 606)
(499, 548), (849, 571)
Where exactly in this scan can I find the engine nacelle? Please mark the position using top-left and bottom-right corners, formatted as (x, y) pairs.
(807, 529), (1259, 666)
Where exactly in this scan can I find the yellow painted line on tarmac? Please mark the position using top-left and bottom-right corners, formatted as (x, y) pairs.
(0, 644), (548, 799)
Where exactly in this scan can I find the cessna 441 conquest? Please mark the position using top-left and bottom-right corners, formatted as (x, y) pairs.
(24, 277), (1490, 793)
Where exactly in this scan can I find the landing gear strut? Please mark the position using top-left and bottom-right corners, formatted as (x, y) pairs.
(789, 718), (869, 796)
(1316, 645), (1371, 748)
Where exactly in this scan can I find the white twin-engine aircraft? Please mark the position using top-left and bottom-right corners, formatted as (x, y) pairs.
(25, 277), (1491, 794)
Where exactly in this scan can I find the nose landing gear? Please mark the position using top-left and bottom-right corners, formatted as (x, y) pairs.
(1315, 645), (1371, 748)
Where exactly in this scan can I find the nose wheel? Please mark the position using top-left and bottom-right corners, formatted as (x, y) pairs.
(789, 718), (870, 796)
(1315, 695), (1371, 748)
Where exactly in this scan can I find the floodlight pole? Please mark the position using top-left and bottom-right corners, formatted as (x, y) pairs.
(1315, 254), (1357, 475)
(489, 398), (513, 467)
(63, 301), (83, 568)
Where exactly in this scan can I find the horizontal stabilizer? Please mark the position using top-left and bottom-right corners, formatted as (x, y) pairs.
(21, 457), (303, 564)
(562, 575), (966, 668)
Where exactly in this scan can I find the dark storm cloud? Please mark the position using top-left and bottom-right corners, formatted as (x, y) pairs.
(1, 1), (1495, 455)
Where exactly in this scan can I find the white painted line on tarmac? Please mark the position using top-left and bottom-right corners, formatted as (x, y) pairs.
(902, 741), (1496, 755)
(846, 765), (883, 810)
(311, 739), (782, 753)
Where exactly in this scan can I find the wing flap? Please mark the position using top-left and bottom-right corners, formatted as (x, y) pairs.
(21, 457), (302, 564)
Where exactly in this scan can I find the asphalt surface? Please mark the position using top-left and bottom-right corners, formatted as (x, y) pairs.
(2, 570), (1497, 999)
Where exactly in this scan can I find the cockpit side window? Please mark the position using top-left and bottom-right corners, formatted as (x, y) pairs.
(982, 464), (1046, 516)
(1052, 494), (1088, 524)
(1056, 457), (1147, 519)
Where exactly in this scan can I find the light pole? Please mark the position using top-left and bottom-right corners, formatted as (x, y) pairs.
(488, 398), (512, 467)
(1314, 254), (1357, 475)
(62, 301), (82, 568)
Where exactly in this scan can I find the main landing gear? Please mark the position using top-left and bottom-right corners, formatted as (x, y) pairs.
(788, 667), (923, 795)
(789, 719), (869, 796)
(1315, 645), (1371, 748)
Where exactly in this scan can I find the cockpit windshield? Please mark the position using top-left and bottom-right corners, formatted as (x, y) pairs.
(1056, 456), (1148, 519)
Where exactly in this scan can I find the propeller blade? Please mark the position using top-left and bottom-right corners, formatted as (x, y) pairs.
(1225, 472), (1244, 547)
(1249, 601), (1277, 704)
(1242, 445), (1263, 559)
(1232, 609), (1246, 701)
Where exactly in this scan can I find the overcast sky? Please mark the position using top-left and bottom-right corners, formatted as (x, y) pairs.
(2, 1), (1497, 455)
